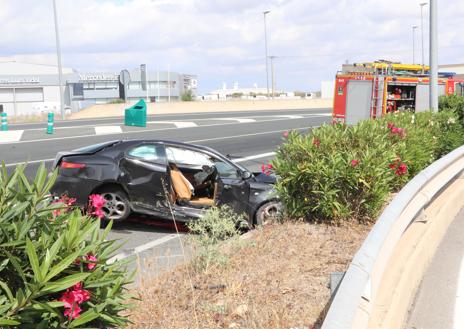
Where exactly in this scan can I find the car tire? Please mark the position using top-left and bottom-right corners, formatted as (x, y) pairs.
(97, 188), (131, 222)
(254, 200), (282, 226)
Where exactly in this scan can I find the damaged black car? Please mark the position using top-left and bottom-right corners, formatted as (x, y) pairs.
(50, 140), (281, 226)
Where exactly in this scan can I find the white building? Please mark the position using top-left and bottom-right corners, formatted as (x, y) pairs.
(0, 61), (76, 116)
(0, 61), (198, 116)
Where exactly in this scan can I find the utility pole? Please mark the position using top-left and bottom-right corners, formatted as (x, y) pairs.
(429, 0), (438, 111)
(412, 26), (418, 64)
(167, 64), (171, 102)
(157, 65), (160, 102)
(263, 11), (270, 99)
(52, 0), (65, 119)
(420, 2), (428, 73)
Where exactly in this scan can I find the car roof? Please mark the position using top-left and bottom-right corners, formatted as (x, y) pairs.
(118, 139), (224, 157)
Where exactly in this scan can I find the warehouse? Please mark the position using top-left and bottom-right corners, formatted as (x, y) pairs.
(0, 61), (197, 116)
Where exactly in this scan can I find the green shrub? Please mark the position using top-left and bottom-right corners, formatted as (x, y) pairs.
(0, 164), (133, 328)
(273, 111), (464, 223)
(439, 94), (464, 123)
(181, 90), (195, 102)
(187, 205), (245, 273)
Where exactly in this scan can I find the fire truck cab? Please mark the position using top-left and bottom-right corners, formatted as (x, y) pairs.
(332, 61), (464, 124)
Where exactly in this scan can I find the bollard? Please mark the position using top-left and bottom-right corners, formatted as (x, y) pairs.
(47, 112), (54, 134)
(0, 112), (7, 131)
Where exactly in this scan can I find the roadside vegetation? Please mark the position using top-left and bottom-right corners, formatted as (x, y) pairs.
(274, 104), (464, 222)
(0, 165), (133, 328)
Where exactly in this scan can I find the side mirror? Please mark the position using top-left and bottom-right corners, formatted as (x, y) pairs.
(240, 170), (252, 179)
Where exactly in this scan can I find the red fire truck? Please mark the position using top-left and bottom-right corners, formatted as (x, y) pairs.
(332, 61), (464, 124)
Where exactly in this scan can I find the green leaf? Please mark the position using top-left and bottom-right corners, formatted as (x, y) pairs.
(42, 272), (90, 293)
(0, 319), (20, 326)
(26, 238), (43, 283)
(44, 249), (82, 283)
(0, 281), (14, 302)
(69, 309), (99, 327)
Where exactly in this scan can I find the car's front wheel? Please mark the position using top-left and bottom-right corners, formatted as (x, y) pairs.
(99, 189), (131, 222)
(255, 200), (282, 226)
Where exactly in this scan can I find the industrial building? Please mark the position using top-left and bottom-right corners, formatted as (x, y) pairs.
(0, 61), (197, 116)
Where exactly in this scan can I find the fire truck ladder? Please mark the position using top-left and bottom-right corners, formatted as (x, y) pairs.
(370, 75), (384, 118)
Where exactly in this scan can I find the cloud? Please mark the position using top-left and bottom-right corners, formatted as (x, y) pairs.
(0, 0), (463, 93)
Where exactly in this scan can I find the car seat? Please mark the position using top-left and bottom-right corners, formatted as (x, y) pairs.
(169, 163), (214, 207)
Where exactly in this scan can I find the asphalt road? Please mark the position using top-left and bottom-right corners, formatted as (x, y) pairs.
(405, 207), (464, 329)
(1, 107), (331, 283)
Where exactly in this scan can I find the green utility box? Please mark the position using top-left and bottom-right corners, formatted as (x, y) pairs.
(124, 99), (147, 127)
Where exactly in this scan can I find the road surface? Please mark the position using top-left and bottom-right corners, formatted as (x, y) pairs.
(405, 207), (464, 329)
(0, 107), (331, 283)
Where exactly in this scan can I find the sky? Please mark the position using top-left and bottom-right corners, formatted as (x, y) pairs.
(0, 0), (463, 94)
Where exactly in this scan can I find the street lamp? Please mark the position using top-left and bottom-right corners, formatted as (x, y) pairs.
(52, 0), (65, 119)
(269, 55), (277, 99)
(263, 10), (270, 99)
(420, 2), (428, 72)
(412, 25), (418, 64)
(429, 0), (438, 111)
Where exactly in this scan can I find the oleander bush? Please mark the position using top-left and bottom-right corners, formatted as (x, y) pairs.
(439, 94), (464, 123)
(273, 110), (464, 223)
(0, 164), (133, 328)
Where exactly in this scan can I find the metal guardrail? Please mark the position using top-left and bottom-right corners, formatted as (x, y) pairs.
(322, 144), (464, 329)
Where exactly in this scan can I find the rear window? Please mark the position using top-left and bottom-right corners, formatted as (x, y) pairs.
(73, 141), (119, 153)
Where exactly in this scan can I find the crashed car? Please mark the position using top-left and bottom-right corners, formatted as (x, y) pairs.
(50, 140), (281, 226)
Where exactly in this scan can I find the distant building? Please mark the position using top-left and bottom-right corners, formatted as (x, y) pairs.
(205, 83), (283, 100)
(439, 63), (464, 79)
(0, 61), (197, 116)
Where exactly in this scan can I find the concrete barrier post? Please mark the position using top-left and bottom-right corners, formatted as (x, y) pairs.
(1, 112), (7, 131)
(47, 112), (54, 134)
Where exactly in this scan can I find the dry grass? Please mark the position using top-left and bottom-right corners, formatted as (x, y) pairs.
(127, 221), (370, 329)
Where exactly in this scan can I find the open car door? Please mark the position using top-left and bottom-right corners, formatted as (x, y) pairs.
(119, 142), (170, 216)
(213, 160), (250, 218)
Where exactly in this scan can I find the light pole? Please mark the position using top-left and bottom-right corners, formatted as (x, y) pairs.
(412, 25), (418, 64)
(429, 0), (438, 112)
(269, 55), (277, 99)
(420, 2), (428, 73)
(52, 0), (65, 119)
(263, 10), (270, 99)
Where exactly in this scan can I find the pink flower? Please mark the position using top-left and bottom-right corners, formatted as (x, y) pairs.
(59, 281), (91, 319)
(86, 253), (97, 270)
(387, 122), (395, 130)
(92, 208), (105, 219)
(283, 131), (289, 138)
(395, 163), (408, 176)
(63, 304), (82, 319)
(89, 194), (105, 209)
(59, 291), (76, 309)
(350, 159), (359, 167)
(267, 163), (273, 169)
(312, 138), (321, 148)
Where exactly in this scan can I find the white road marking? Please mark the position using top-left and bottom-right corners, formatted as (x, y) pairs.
(273, 115), (304, 119)
(214, 118), (256, 123)
(155, 121), (197, 128)
(0, 130), (24, 143)
(4, 157), (56, 167)
(94, 126), (122, 135)
(3, 126), (318, 167)
(0, 116), (325, 145)
(108, 234), (179, 263)
(454, 255), (464, 328)
(233, 152), (276, 163)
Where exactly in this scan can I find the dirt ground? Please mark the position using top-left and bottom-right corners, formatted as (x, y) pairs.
(127, 221), (370, 329)
(69, 99), (333, 120)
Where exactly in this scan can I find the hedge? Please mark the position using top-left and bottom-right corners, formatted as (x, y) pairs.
(273, 107), (464, 223)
